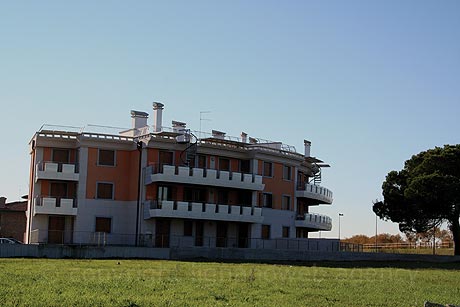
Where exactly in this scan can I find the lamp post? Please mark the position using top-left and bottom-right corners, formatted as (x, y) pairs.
(338, 213), (344, 240)
(375, 212), (378, 253)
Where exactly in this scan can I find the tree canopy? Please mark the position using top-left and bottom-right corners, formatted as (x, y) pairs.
(373, 144), (460, 255)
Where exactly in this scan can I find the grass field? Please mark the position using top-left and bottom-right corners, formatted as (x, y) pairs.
(1, 259), (459, 307)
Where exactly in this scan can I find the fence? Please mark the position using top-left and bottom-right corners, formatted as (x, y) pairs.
(362, 242), (454, 255)
(28, 229), (359, 253)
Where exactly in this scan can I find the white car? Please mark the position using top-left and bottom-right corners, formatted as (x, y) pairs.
(0, 238), (23, 244)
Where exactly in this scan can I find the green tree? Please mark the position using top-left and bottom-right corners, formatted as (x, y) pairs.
(373, 145), (460, 255)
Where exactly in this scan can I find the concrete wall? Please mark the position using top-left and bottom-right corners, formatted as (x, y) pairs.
(2, 245), (460, 264)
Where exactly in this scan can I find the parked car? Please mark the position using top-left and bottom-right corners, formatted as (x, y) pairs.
(0, 238), (23, 244)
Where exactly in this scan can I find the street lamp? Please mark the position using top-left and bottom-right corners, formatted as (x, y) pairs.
(338, 213), (344, 240)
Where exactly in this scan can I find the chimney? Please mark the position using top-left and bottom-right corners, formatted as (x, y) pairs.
(304, 140), (311, 157)
(241, 132), (248, 143)
(152, 102), (164, 133)
(212, 130), (226, 140)
(131, 110), (149, 129)
(172, 120), (186, 133)
(0, 196), (6, 208)
(249, 137), (258, 144)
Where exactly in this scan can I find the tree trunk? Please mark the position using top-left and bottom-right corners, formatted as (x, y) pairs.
(451, 216), (460, 256)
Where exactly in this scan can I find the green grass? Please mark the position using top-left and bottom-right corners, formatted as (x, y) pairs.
(1, 259), (459, 307)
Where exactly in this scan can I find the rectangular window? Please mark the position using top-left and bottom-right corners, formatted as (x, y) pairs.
(95, 217), (112, 233)
(184, 220), (193, 236)
(283, 165), (292, 180)
(98, 149), (115, 166)
(282, 195), (291, 210)
(97, 182), (113, 199)
(261, 225), (271, 240)
(261, 193), (273, 208)
(263, 161), (272, 177)
(282, 226), (290, 238)
(219, 158), (230, 171)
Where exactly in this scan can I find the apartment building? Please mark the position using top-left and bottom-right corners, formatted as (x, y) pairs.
(26, 103), (333, 248)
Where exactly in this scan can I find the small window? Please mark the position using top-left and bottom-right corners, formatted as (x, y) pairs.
(261, 225), (271, 240)
(98, 149), (115, 166)
(97, 182), (113, 199)
(184, 220), (193, 236)
(283, 165), (292, 180)
(95, 217), (112, 233)
(282, 195), (291, 210)
(263, 162), (272, 177)
(282, 226), (290, 238)
(261, 193), (273, 208)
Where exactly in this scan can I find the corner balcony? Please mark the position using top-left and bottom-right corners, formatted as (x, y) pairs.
(144, 200), (263, 223)
(33, 197), (78, 216)
(145, 165), (264, 191)
(296, 183), (333, 204)
(35, 161), (79, 182)
(295, 213), (332, 231)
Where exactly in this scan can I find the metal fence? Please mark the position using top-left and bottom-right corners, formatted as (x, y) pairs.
(362, 242), (454, 254)
(28, 229), (361, 253)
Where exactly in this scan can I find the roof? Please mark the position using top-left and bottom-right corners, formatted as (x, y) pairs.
(0, 201), (27, 212)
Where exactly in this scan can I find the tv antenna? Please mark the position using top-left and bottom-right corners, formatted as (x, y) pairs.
(199, 111), (211, 140)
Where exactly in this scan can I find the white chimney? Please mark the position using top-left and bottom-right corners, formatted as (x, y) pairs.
(212, 130), (226, 140)
(152, 102), (164, 133)
(241, 132), (248, 143)
(304, 140), (311, 157)
(172, 120), (186, 133)
(131, 110), (149, 129)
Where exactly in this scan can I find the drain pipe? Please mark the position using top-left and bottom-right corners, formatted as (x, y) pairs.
(135, 141), (143, 247)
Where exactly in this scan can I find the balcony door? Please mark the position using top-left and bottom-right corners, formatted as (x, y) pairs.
(237, 223), (249, 248)
(216, 222), (228, 247)
(155, 219), (170, 248)
(52, 149), (70, 163)
(50, 182), (68, 206)
(195, 221), (204, 246)
(159, 151), (173, 172)
(48, 216), (65, 244)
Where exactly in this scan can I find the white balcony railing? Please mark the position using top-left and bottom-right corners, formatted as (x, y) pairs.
(35, 161), (79, 182)
(295, 213), (332, 231)
(295, 183), (333, 204)
(33, 197), (78, 216)
(145, 165), (264, 191)
(144, 200), (263, 223)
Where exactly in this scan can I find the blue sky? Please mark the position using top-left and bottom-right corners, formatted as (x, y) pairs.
(1, 1), (459, 238)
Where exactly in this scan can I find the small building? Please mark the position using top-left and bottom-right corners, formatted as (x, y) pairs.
(25, 103), (334, 249)
(0, 197), (27, 242)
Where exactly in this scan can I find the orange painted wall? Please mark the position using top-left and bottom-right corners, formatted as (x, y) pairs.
(86, 148), (139, 201)
(259, 160), (295, 210)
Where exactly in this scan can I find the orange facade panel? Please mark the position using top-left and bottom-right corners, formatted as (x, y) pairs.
(86, 148), (139, 201)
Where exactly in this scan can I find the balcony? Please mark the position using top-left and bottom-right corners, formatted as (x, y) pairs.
(35, 162), (79, 182)
(33, 197), (78, 216)
(144, 200), (263, 223)
(296, 183), (333, 204)
(295, 213), (332, 231)
(145, 165), (264, 191)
